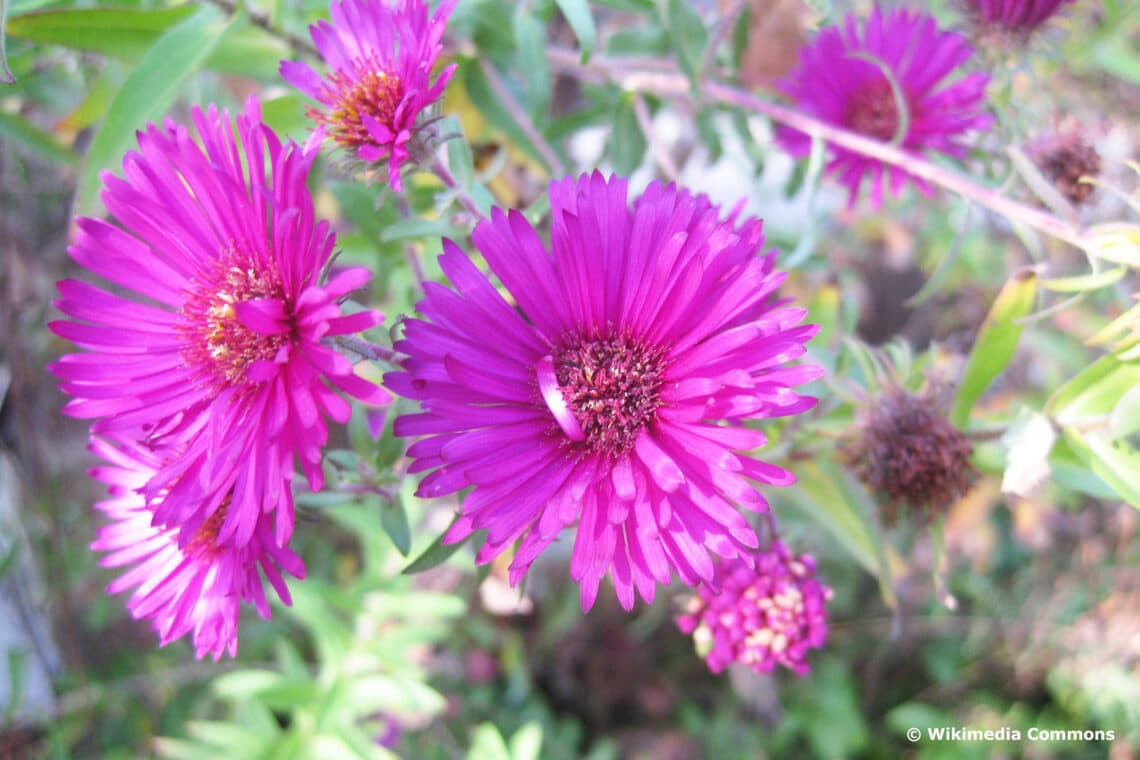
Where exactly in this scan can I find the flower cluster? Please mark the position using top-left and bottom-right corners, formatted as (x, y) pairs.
(676, 542), (833, 675)
(388, 172), (821, 611)
(52, 98), (387, 658)
(778, 7), (993, 207)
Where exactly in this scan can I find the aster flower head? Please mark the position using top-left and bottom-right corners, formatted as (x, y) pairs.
(88, 436), (305, 660)
(676, 541), (833, 676)
(778, 7), (993, 207)
(964, 0), (1076, 34)
(280, 0), (458, 190)
(50, 96), (388, 551)
(388, 172), (821, 611)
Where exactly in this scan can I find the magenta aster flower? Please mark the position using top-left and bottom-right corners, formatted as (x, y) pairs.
(388, 173), (821, 611)
(88, 436), (305, 660)
(964, 0), (1076, 32)
(777, 7), (993, 207)
(280, 0), (457, 190)
(676, 541), (832, 675)
(50, 97), (388, 550)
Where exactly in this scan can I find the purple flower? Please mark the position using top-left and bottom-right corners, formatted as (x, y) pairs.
(50, 97), (388, 551)
(965, 0), (1076, 31)
(676, 541), (832, 675)
(88, 436), (305, 660)
(280, 0), (457, 190)
(387, 173), (820, 611)
(778, 7), (993, 207)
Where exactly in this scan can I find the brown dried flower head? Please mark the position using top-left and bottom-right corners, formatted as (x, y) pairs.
(1031, 130), (1101, 207)
(843, 384), (975, 524)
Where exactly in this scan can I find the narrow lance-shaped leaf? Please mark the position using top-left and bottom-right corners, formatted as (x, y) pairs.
(0, 109), (76, 166)
(1084, 433), (1140, 510)
(5, 6), (196, 60)
(553, 0), (596, 63)
(2, 0), (15, 83)
(76, 5), (232, 217)
(950, 270), (1037, 427)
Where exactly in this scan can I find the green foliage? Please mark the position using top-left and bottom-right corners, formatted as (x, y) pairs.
(76, 5), (231, 215)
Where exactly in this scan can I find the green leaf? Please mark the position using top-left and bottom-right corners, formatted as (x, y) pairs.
(444, 117), (476, 192)
(512, 8), (550, 119)
(783, 460), (893, 578)
(1048, 354), (1140, 427)
(607, 26), (670, 56)
(553, 0), (596, 62)
(468, 723), (512, 760)
(0, 543), (17, 581)
(59, 60), (123, 132)
(1084, 433), (1140, 509)
(1109, 383), (1140, 439)
(609, 94), (646, 175)
(5, 6), (196, 59)
(1040, 265), (1127, 293)
(76, 5), (231, 217)
(402, 521), (467, 574)
(508, 723), (543, 760)
(950, 270), (1037, 426)
(4, 649), (25, 721)
(1049, 434), (1119, 500)
(2, 0), (16, 83)
(663, 0), (708, 82)
(0, 107), (75, 166)
(212, 669), (285, 700)
(461, 59), (550, 171)
(205, 20), (290, 78)
(381, 495), (411, 556)
(379, 216), (466, 243)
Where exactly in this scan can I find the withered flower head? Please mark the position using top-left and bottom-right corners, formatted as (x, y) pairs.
(1031, 130), (1101, 207)
(843, 384), (975, 523)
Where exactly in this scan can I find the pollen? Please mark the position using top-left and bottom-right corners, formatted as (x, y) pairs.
(552, 332), (667, 457)
(315, 55), (405, 151)
(180, 251), (288, 389)
(186, 500), (230, 559)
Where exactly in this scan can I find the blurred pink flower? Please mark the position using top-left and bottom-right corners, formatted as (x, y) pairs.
(965, 0), (1076, 31)
(778, 7), (993, 206)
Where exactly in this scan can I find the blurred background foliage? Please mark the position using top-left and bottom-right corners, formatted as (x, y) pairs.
(1, 0), (1139, 757)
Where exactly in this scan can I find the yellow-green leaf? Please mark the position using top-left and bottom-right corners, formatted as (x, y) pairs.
(76, 5), (232, 217)
(950, 270), (1037, 426)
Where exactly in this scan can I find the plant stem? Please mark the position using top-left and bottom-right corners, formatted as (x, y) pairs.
(396, 195), (428, 286)
(546, 47), (1086, 249)
(335, 335), (396, 364)
(477, 58), (567, 176)
(430, 157), (487, 221)
(205, 0), (318, 57)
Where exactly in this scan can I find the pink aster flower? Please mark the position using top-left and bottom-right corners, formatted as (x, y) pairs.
(50, 97), (388, 550)
(88, 436), (305, 660)
(280, 0), (458, 190)
(676, 541), (832, 675)
(777, 7), (993, 207)
(964, 0), (1076, 32)
(388, 173), (821, 611)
